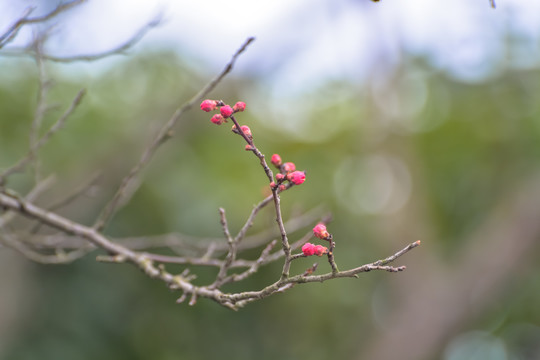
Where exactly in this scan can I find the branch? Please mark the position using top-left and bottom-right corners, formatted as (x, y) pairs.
(0, 89), (86, 183)
(93, 37), (256, 232)
(113, 205), (325, 255)
(0, 1), (161, 63)
(0, 230), (92, 264)
(225, 240), (421, 308)
(0, 0), (85, 49)
(0, 190), (419, 310)
(0, 28), (421, 310)
(37, 17), (161, 63)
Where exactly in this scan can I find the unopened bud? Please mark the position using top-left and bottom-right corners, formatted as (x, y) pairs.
(314, 244), (329, 256)
(313, 223), (330, 240)
(211, 114), (225, 125)
(220, 105), (234, 118)
(282, 162), (296, 173)
(288, 171), (306, 185)
(200, 99), (218, 112)
(233, 101), (246, 112)
(302, 243), (315, 256)
(271, 154), (282, 167)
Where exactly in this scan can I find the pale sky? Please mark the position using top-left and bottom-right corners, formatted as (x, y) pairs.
(2, 0), (540, 92)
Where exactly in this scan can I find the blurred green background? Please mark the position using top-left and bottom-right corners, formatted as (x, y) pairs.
(2, 4), (540, 360)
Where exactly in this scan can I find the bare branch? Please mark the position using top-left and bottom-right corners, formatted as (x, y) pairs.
(0, 89), (86, 182)
(211, 208), (238, 288)
(0, 1), (159, 64)
(29, 50), (49, 182)
(0, 230), (91, 264)
(0, 25), (420, 310)
(93, 37), (256, 232)
(113, 205), (325, 255)
(225, 240), (421, 308)
(0, 188), (419, 310)
(0, 0), (85, 49)
(29, 171), (101, 234)
(37, 17), (161, 63)
(0, 175), (56, 227)
(45, 171), (101, 213)
(235, 194), (274, 242)
(219, 239), (278, 286)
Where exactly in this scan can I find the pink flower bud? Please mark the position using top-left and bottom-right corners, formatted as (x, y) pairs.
(314, 244), (329, 256)
(278, 184), (287, 191)
(245, 144), (255, 151)
(313, 223), (330, 239)
(220, 105), (234, 118)
(302, 243), (315, 256)
(233, 101), (246, 112)
(210, 114), (225, 125)
(275, 173), (285, 181)
(200, 99), (217, 112)
(288, 171), (306, 185)
(282, 162), (296, 173)
(240, 125), (252, 137)
(270, 181), (276, 188)
(271, 154), (282, 167)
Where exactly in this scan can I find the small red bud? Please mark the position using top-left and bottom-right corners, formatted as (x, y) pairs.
(302, 243), (316, 256)
(271, 154), (282, 167)
(282, 162), (296, 173)
(314, 244), (329, 256)
(220, 105), (234, 118)
(240, 125), (252, 137)
(210, 114), (225, 125)
(288, 171), (306, 185)
(275, 173), (285, 181)
(270, 181), (276, 188)
(313, 223), (330, 240)
(200, 99), (218, 112)
(233, 101), (246, 112)
(245, 144), (255, 151)
(232, 124), (252, 137)
(278, 184), (287, 191)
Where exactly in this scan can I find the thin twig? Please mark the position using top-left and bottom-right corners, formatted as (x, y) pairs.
(114, 205), (324, 254)
(0, 89), (86, 182)
(0, 190), (420, 310)
(219, 239), (278, 286)
(226, 240), (421, 307)
(228, 114), (293, 280)
(30, 171), (102, 234)
(47, 171), (101, 212)
(36, 17), (161, 63)
(29, 43), (50, 183)
(0, 230), (92, 264)
(235, 193), (273, 242)
(373, 240), (421, 266)
(93, 37), (256, 232)
(0, 0), (85, 48)
(211, 208), (238, 288)
(0, 1), (160, 64)
(0, 175), (56, 227)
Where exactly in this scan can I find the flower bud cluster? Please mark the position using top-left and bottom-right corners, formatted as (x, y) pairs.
(200, 99), (246, 125)
(301, 223), (333, 257)
(270, 153), (306, 189)
(302, 242), (328, 257)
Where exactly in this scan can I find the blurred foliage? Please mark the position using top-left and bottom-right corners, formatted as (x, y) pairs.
(1, 44), (540, 360)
